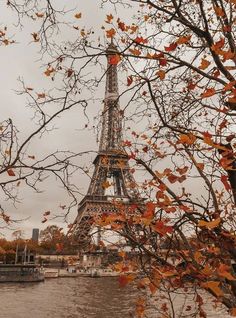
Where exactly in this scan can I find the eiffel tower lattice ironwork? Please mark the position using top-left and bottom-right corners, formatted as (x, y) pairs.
(72, 42), (139, 249)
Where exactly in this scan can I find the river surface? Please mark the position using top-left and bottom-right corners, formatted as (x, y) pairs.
(0, 277), (232, 318)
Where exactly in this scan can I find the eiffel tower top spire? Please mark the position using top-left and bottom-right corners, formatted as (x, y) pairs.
(98, 42), (123, 153)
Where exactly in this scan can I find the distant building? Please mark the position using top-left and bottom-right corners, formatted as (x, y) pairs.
(32, 228), (39, 242)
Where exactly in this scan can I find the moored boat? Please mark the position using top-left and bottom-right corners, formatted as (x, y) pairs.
(44, 268), (59, 278)
(0, 264), (44, 283)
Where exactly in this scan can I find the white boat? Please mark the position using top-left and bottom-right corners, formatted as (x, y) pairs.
(44, 268), (59, 278)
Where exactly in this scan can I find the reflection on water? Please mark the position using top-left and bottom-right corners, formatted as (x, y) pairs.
(0, 277), (232, 318)
(0, 277), (137, 318)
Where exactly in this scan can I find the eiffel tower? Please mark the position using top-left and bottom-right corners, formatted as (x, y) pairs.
(71, 42), (139, 249)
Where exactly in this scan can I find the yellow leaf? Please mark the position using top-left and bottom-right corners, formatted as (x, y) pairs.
(198, 217), (221, 229)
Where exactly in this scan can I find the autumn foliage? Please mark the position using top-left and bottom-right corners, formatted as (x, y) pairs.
(1, 0), (236, 317)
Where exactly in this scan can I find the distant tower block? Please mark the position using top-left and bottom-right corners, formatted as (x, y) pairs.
(71, 42), (140, 249)
(32, 228), (39, 242)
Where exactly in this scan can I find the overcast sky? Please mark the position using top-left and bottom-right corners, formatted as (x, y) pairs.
(0, 0), (140, 239)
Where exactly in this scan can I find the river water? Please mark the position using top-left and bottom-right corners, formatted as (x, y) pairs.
(0, 277), (232, 318)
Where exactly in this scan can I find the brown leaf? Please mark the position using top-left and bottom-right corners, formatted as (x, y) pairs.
(37, 93), (46, 99)
(127, 76), (133, 86)
(7, 169), (15, 177)
(74, 12), (82, 19)
(31, 32), (39, 42)
(221, 175), (231, 192)
(36, 12), (44, 18)
(44, 67), (55, 77)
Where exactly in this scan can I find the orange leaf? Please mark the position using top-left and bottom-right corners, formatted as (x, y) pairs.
(156, 70), (166, 80)
(198, 217), (221, 229)
(218, 263), (236, 280)
(102, 180), (111, 189)
(106, 28), (116, 38)
(129, 48), (141, 56)
(201, 88), (216, 98)
(118, 21), (126, 31)
(211, 38), (225, 52)
(201, 281), (223, 297)
(176, 35), (191, 45)
(44, 67), (55, 77)
(176, 166), (188, 175)
(134, 36), (148, 44)
(109, 54), (121, 65)
(118, 274), (135, 287)
(152, 220), (173, 236)
(196, 162), (205, 170)
(179, 133), (197, 145)
(105, 14), (113, 23)
(214, 6), (225, 17)
(203, 131), (214, 146)
(167, 174), (178, 184)
(165, 42), (177, 52)
(221, 175), (231, 192)
(74, 12), (82, 19)
(222, 50), (235, 60)
(149, 282), (157, 295)
(7, 169), (15, 177)
(230, 308), (236, 317)
(199, 58), (211, 70)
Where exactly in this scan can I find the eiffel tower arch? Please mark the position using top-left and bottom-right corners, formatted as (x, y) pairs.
(71, 42), (140, 250)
